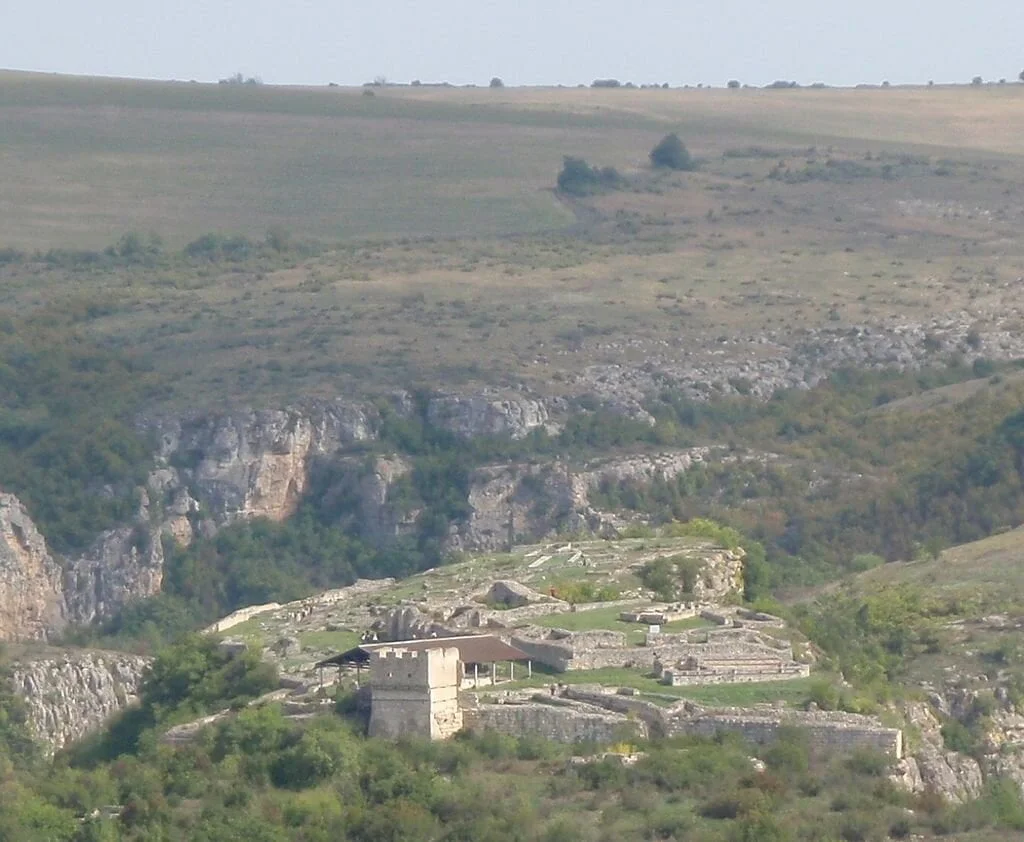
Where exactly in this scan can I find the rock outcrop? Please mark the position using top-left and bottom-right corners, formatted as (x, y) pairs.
(153, 404), (376, 529)
(426, 393), (553, 440)
(898, 702), (984, 803)
(10, 651), (150, 753)
(455, 448), (723, 551)
(0, 494), (66, 641)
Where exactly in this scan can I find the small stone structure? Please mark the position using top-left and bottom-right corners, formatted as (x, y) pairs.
(368, 647), (463, 740)
(661, 651), (809, 686)
(619, 603), (701, 625)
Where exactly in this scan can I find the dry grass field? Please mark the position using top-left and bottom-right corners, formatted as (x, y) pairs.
(3, 72), (1024, 407)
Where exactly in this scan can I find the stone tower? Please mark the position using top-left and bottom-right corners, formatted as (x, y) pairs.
(367, 647), (463, 740)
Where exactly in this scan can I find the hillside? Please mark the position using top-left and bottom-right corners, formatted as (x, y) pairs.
(2, 74), (1024, 410)
(5, 72), (1024, 839)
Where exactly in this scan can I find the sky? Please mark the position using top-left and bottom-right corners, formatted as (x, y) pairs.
(3, 0), (1022, 89)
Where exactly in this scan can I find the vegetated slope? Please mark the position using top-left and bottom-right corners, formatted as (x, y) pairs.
(3, 75), (1024, 410)
(1, 632), (1022, 841)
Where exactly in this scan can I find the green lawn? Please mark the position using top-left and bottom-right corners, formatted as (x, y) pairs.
(299, 630), (360, 653)
(530, 606), (714, 644)
(531, 605), (646, 633)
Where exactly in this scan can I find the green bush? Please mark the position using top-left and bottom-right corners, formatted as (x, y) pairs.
(649, 133), (695, 170)
(556, 156), (624, 196)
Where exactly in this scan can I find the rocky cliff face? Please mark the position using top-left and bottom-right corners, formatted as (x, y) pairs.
(10, 651), (150, 753)
(894, 702), (984, 803)
(0, 494), (66, 641)
(426, 393), (554, 439)
(454, 448), (722, 552)
(152, 403), (378, 530)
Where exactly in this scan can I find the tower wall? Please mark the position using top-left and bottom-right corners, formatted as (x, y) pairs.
(368, 647), (463, 740)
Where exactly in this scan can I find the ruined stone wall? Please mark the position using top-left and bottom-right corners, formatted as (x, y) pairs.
(509, 636), (575, 672)
(664, 664), (810, 686)
(464, 701), (644, 744)
(205, 602), (282, 634)
(671, 712), (902, 758)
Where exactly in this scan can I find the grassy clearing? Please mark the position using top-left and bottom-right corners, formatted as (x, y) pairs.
(298, 630), (360, 653)
(531, 605), (646, 632)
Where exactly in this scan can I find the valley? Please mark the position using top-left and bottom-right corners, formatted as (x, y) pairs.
(2, 71), (1024, 839)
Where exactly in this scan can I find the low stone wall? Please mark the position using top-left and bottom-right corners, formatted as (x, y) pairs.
(510, 636), (575, 672)
(664, 664), (810, 686)
(671, 711), (903, 758)
(560, 688), (902, 759)
(205, 602), (281, 633)
(464, 700), (644, 744)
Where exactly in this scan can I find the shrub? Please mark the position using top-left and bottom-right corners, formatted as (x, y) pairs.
(591, 79), (621, 88)
(727, 79), (740, 89)
(848, 553), (884, 573)
(556, 156), (624, 196)
(489, 77), (504, 88)
(649, 133), (695, 171)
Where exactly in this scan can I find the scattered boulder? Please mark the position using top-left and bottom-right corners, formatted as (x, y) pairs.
(481, 580), (549, 608)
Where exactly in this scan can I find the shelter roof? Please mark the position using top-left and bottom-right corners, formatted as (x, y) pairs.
(314, 634), (530, 668)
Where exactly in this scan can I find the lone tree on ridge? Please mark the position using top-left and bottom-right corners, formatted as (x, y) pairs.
(649, 133), (695, 171)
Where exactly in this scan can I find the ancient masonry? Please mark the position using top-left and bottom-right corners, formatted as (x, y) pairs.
(510, 623), (808, 685)
(368, 647), (463, 740)
(465, 688), (904, 759)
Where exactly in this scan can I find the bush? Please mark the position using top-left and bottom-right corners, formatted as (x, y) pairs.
(727, 79), (740, 89)
(649, 133), (695, 171)
(489, 77), (504, 88)
(556, 156), (624, 196)
(591, 79), (621, 88)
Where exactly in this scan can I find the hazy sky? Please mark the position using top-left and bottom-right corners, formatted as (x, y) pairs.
(5, 0), (1023, 88)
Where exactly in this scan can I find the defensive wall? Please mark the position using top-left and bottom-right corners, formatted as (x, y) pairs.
(674, 709), (903, 758)
(469, 687), (902, 757)
(463, 697), (644, 744)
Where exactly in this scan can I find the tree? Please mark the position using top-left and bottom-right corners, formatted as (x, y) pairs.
(649, 133), (695, 171)
(1019, 70), (1024, 82)
(972, 76), (984, 86)
(727, 80), (740, 89)
(556, 156), (623, 196)
(489, 77), (504, 88)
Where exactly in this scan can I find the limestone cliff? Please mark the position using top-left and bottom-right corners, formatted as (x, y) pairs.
(426, 393), (554, 440)
(10, 651), (150, 753)
(0, 494), (66, 641)
(153, 403), (377, 529)
(454, 449), (720, 551)
(895, 703), (984, 803)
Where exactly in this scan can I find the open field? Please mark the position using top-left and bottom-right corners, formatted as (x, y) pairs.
(3, 72), (1024, 410)
(3, 72), (1024, 250)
